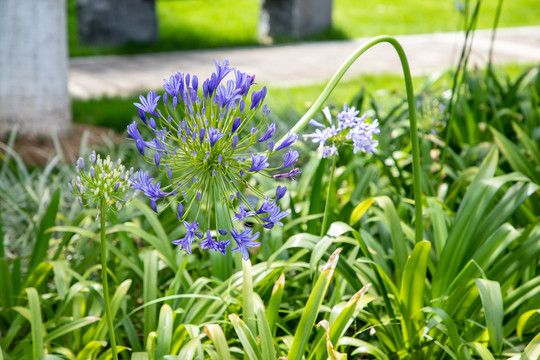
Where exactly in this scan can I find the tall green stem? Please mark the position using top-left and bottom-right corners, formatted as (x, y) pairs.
(100, 199), (118, 360)
(242, 258), (256, 334)
(488, 0), (503, 69)
(438, 0), (481, 184)
(320, 156), (337, 237)
(277, 35), (423, 243)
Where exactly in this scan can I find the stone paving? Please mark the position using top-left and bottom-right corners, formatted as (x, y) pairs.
(69, 26), (540, 99)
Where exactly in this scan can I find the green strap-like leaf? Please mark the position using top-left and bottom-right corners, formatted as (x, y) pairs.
(288, 248), (340, 360)
(399, 241), (430, 345)
(76, 340), (106, 360)
(266, 273), (284, 335)
(475, 279), (503, 354)
(26, 288), (44, 360)
(516, 309), (540, 340)
(229, 314), (263, 360)
(144, 251), (159, 344)
(28, 188), (60, 274)
(521, 331), (540, 360)
(155, 304), (174, 359)
(44, 316), (100, 343)
(350, 197), (374, 225)
(204, 324), (231, 360)
(466, 342), (496, 360)
(254, 295), (277, 360)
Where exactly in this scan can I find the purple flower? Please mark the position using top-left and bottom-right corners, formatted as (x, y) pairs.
(258, 122), (275, 142)
(137, 108), (147, 124)
(261, 205), (289, 228)
(250, 87), (267, 110)
(172, 221), (199, 254)
(208, 126), (226, 147)
(149, 118), (157, 130)
(304, 105), (379, 158)
(177, 203), (184, 221)
(130, 60), (297, 259)
(132, 170), (153, 192)
(280, 149), (298, 169)
(217, 240), (231, 255)
(308, 119), (326, 128)
(134, 91), (160, 117)
(215, 80), (242, 109)
(235, 70), (255, 96)
(275, 185), (287, 201)
(199, 230), (218, 252)
(233, 207), (256, 221)
(163, 73), (182, 99)
(154, 152), (161, 168)
(132, 170), (168, 211)
(275, 131), (298, 151)
(231, 227), (260, 261)
(77, 157), (84, 171)
(274, 168), (300, 182)
(256, 196), (276, 214)
(199, 128), (205, 144)
(346, 119), (380, 154)
(214, 60), (233, 85)
(231, 117), (242, 133)
(146, 130), (169, 151)
(204, 60), (234, 98)
(127, 121), (144, 142)
(249, 153), (269, 172)
(321, 144), (338, 158)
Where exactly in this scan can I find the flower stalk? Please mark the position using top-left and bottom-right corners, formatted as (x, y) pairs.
(279, 35), (423, 243)
(320, 156), (336, 237)
(242, 258), (256, 334)
(69, 151), (132, 360)
(100, 198), (118, 360)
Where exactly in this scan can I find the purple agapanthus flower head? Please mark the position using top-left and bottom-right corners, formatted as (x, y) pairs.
(303, 104), (379, 158)
(129, 60), (299, 260)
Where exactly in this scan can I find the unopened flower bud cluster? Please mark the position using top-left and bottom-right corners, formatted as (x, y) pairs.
(69, 150), (134, 211)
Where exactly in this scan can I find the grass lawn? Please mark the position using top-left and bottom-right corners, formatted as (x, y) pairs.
(68, 0), (540, 56)
(332, 0), (540, 39)
(72, 63), (534, 133)
(72, 70), (431, 132)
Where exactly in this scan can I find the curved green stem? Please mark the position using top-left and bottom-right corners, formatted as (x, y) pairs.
(277, 35), (423, 243)
(100, 199), (119, 360)
(320, 156), (337, 237)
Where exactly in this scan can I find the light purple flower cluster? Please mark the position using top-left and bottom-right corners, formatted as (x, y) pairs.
(69, 151), (133, 211)
(303, 104), (379, 158)
(129, 60), (299, 260)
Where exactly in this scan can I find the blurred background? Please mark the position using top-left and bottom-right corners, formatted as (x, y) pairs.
(68, 0), (540, 56)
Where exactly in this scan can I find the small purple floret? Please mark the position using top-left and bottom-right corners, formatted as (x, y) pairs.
(249, 153), (269, 172)
(231, 227), (260, 261)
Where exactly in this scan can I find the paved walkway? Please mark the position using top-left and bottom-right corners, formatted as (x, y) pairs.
(69, 26), (540, 99)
